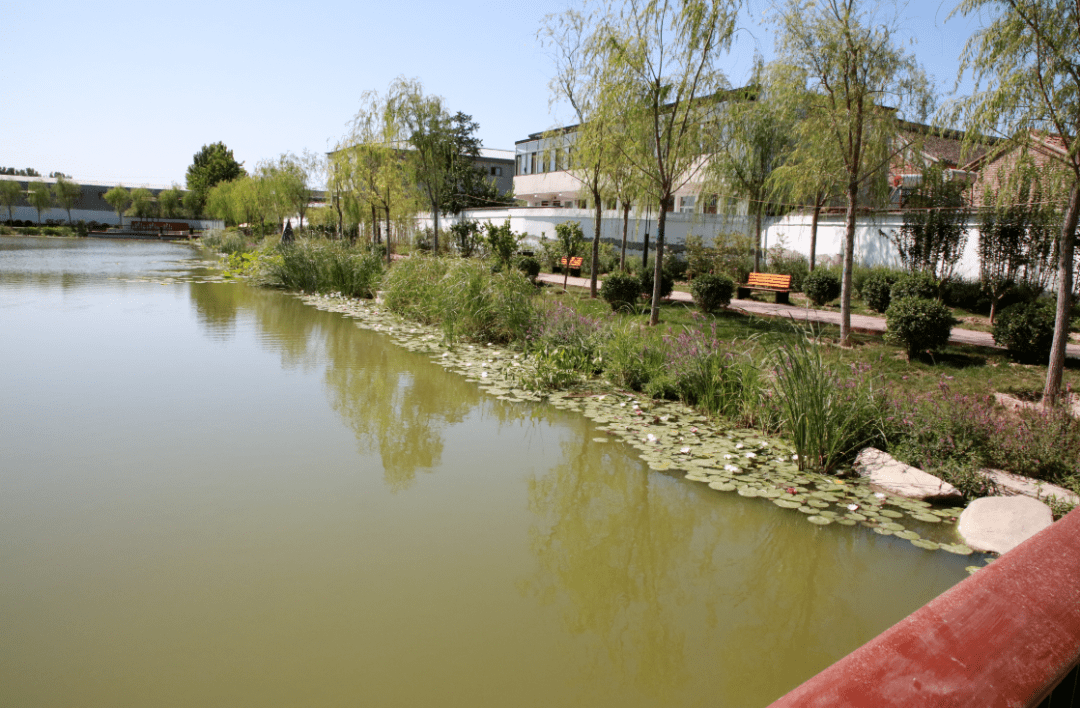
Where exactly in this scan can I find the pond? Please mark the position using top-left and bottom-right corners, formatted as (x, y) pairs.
(0, 235), (974, 707)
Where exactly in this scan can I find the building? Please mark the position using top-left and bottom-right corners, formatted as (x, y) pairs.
(0, 175), (219, 230)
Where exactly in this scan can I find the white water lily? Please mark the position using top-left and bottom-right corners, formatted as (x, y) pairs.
(680, 447), (690, 454)
(724, 464), (740, 473)
(735, 443), (744, 449)
(620, 402), (626, 407)
(481, 372), (488, 378)
(646, 434), (657, 442)
(441, 353), (448, 358)
(791, 454), (799, 461)
(847, 504), (860, 511)
(874, 492), (887, 500)
(724, 454), (734, 460)
(468, 345), (474, 349)
(744, 452), (757, 459)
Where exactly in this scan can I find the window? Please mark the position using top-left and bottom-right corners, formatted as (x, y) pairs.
(679, 196), (696, 213)
(541, 201), (549, 206)
(494, 167), (502, 177)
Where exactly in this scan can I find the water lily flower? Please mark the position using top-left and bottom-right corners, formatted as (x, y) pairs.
(874, 492), (886, 500)
(724, 464), (740, 473)
(481, 372), (488, 378)
(744, 452), (757, 459)
(847, 504), (860, 511)
(620, 403), (626, 407)
(791, 454), (799, 461)
(442, 353), (449, 358)
(647, 434), (657, 442)
(690, 427), (698, 433)
(724, 454), (734, 460)
(680, 447), (690, 454)
(735, 443), (745, 449)
(786, 487), (797, 495)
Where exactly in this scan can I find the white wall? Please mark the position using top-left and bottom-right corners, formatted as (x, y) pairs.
(423, 206), (984, 280)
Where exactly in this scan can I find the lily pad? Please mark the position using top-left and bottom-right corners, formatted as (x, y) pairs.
(910, 538), (941, 551)
(940, 543), (974, 556)
(807, 515), (832, 525)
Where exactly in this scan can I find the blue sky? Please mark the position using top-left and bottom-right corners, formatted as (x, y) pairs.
(1, 0), (989, 187)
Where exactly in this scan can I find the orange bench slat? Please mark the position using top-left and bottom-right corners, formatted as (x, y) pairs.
(745, 272), (792, 289)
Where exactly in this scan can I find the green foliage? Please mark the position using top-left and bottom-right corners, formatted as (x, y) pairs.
(862, 271), (900, 312)
(581, 242), (619, 275)
(639, 262), (674, 300)
(599, 322), (668, 392)
(885, 296), (958, 357)
(599, 271), (640, 312)
(993, 301), (1056, 363)
(690, 273), (735, 313)
(200, 228), (250, 255)
(803, 269), (841, 306)
(890, 271), (938, 301)
(889, 164), (970, 281)
(771, 332), (888, 474)
(483, 219), (522, 270)
(104, 186), (130, 226)
(264, 238), (384, 298)
(127, 187), (156, 219)
(382, 256), (537, 344)
(516, 255), (541, 281)
(766, 248), (809, 292)
(448, 219), (482, 257)
(52, 176), (81, 223)
(0, 180), (22, 222)
(186, 142), (245, 216)
(555, 221), (585, 288)
(157, 186), (183, 219)
(27, 181), (53, 224)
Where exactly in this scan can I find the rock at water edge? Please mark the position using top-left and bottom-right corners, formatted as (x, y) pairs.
(853, 448), (963, 503)
(958, 496), (1053, 555)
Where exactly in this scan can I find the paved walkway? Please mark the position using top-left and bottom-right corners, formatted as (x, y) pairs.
(537, 272), (1080, 359)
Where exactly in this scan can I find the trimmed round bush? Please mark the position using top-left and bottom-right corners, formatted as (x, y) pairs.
(885, 296), (958, 357)
(516, 255), (541, 281)
(600, 271), (641, 312)
(638, 265), (674, 300)
(891, 271), (938, 301)
(993, 301), (1056, 363)
(690, 273), (735, 314)
(861, 272), (899, 313)
(803, 269), (841, 306)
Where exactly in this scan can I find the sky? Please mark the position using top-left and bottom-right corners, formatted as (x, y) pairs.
(1, 0), (992, 188)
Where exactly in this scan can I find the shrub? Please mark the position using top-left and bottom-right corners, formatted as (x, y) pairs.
(581, 242), (620, 275)
(890, 271), (938, 301)
(861, 272), (900, 313)
(690, 273), (735, 313)
(803, 269), (841, 306)
(993, 301), (1055, 363)
(885, 296), (957, 357)
(767, 248), (810, 292)
(516, 255), (541, 281)
(600, 271), (640, 312)
(940, 277), (986, 312)
(638, 261), (674, 300)
(600, 322), (668, 391)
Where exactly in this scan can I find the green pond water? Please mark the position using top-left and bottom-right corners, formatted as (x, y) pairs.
(0, 235), (974, 707)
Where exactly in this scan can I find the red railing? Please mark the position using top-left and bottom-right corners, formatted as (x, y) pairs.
(768, 508), (1080, 707)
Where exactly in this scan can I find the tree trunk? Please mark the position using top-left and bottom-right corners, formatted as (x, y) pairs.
(371, 205), (380, 243)
(385, 206), (392, 266)
(433, 206), (440, 254)
(755, 204), (764, 270)
(590, 190), (602, 298)
(649, 200), (668, 327)
(620, 204), (630, 271)
(840, 183), (858, 346)
(809, 203), (821, 272)
(1043, 182), (1080, 405)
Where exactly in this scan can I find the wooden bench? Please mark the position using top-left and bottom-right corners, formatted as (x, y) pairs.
(558, 256), (584, 276)
(737, 272), (792, 304)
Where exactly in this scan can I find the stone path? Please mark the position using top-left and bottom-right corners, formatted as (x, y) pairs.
(537, 272), (1080, 359)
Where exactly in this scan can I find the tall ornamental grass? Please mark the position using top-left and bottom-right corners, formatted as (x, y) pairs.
(264, 239), (384, 298)
(771, 333), (889, 474)
(382, 256), (537, 344)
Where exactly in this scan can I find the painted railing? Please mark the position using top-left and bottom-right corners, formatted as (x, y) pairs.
(768, 507), (1080, 708)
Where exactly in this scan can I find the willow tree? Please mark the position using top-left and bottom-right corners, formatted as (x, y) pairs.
(703, 59), (795, 272)
(52, 176), (81, 224)
(104, 186), (130, 227)
(770, 0), (931, 344)
(948, 0), (1080, 404)
(0, 180), (22, 222)
(540, 7), (617, 297)
(598, 0), (739, 326)
(27, 182), (53, 225)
